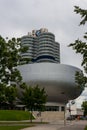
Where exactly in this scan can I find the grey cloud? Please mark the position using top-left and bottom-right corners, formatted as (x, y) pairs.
(0, 0), (86, 67)
(0, 0), (87, 106)
(81, 88), (87, 97)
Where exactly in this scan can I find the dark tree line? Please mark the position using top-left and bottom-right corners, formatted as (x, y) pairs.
(0, 36), (47, 111)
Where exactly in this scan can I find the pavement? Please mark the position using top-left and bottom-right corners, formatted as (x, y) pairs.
(21, 120), (87, 130)
(59, 121), (87, 130)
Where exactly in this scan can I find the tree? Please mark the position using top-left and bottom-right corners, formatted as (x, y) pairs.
(21, 85), (47, 122)
(5, 86), (17, 109)
(69, 6), (87, 88)
(82, 101), (87, 116)
(74, 6), (87, 25)
(75, 71), (87, 89)
(0, 84), (6, 108)
(33, 85), (47, 111)
(0, 36), (29, 109)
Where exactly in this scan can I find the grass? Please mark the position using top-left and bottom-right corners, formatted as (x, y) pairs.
(85, 126), (87, 130)
(0, 110), (47, 130)
(0, 110), (34, 121)
(0, 125), (32, 130)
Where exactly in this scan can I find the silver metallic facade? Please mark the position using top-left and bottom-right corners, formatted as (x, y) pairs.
(19, 28), (83, 104)
(18, 63), (82, 104)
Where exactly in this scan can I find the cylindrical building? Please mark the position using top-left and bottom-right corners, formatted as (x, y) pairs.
(21, 28), (60, 63)
(19, 28), (83, 108)
(21, 35), (34, 63)
(37, 32), (56, 63)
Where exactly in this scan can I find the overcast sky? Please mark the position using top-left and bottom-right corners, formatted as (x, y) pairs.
(0, 0), (87, 107)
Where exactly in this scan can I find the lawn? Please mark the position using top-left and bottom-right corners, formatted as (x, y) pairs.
(0, 125), (32, 130)
(85, 126), (87, 130)
(0, 110), (34, 121)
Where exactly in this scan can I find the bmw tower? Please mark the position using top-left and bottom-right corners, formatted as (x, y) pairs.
(18, 28), (83, 110)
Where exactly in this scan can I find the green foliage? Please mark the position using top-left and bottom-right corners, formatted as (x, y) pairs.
(33, 85), (47, 111)
(0, 110), (34, 121)
(69, 39), (87, 73)
(0, 126), (31, 130)
(0, 84), (17, 109)
(0, 84), (6, 105)
(75, 71), (87, 89)
(85, 126), (87, 130)
(0, 125), (30, 130)
(21, 85), (47, 122)
(22, 86), (34, 110)
(82, 101), (87, 116)
(69, 6), (87, 88)
(0, 36), (26, 86)
(74, 6), (87, 25)
(22, 85), (47, 111)
(5, 86), (17, 109)
(0, 36), (29, 109)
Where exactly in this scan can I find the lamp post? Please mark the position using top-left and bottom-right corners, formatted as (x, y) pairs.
(69, 100), (71, 118)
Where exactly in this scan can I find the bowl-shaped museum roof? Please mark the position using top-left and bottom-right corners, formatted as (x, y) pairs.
(18, 63), (83, 103)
